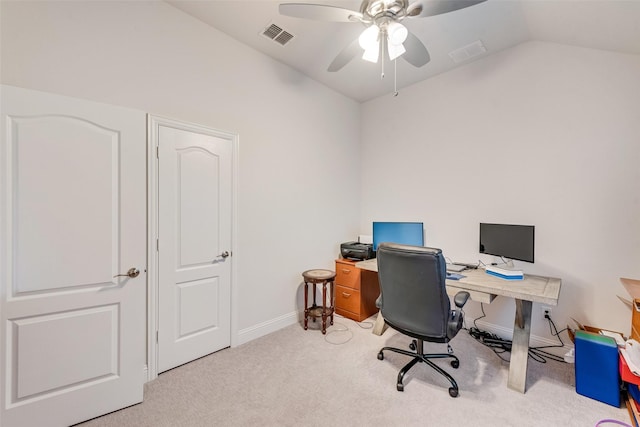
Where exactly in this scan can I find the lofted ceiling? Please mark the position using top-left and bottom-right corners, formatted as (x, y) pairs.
(167, 0), (640, 103)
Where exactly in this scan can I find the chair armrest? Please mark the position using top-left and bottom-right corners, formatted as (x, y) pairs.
(454, 291), (470, 308)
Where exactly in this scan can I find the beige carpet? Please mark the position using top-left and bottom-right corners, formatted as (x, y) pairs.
(79, 315), (629, 427)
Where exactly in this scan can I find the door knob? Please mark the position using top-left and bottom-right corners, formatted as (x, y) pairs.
(219, 251), (230, 259)
(113, 268), (140, 278)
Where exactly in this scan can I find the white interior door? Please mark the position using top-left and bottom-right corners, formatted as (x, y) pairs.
(154, 117), (233, 373)
(0, 85), (147, 427)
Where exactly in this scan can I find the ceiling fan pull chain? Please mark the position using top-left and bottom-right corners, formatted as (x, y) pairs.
(394, 59), (399, 97)
(380, 38), (385, 80)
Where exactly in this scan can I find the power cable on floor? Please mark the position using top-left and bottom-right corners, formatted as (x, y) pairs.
(322, 314), (373, 345)
(467, 310), (569, 364)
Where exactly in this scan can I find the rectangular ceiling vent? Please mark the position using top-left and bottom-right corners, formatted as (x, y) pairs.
(261, 23), (295, 46)
(449, 40), (487, 64)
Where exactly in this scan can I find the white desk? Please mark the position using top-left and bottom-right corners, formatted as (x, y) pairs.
(355, 258), (562, 394)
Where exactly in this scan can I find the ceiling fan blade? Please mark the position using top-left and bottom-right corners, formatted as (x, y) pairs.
(407, 0), (486, 18)
(402, 32), (430, 68)
(279, 3), (363, 22)
(327, 38), (361, 72)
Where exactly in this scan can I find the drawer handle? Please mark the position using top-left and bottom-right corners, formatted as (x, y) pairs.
(342, 292), (351, 298)
(341, 269), (351, 274)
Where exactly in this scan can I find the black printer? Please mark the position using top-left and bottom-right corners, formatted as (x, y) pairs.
(340, 241), (374, 260)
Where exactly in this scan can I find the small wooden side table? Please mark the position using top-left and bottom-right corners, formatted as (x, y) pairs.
(302, 269), (336, 334)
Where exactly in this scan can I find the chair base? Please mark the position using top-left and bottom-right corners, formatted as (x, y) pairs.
(378, 339), (460, 397)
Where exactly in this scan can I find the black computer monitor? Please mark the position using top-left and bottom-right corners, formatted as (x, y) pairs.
(479, 223), (535, 263)
(372, 222), (424, 251)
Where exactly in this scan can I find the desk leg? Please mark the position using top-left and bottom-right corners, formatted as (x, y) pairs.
(372, 311), (388, 336)
(508, 299), (532, 393)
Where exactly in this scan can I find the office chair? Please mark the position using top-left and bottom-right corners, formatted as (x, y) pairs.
(376, 243), (470, 397)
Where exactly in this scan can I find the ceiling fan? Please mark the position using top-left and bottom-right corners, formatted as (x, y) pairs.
(279, 0), (486, 72)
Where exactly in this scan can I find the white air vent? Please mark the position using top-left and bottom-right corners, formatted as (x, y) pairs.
(261, 23), (295, 46)
(448, 40), (487, 64)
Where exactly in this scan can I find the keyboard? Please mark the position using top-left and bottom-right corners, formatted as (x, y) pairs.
(446, 263), (466, 272)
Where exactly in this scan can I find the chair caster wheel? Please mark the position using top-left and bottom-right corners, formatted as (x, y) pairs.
(409, 341), (416, 351)
(377, 352), (384, 360)
(448, 387), (459, 398)
(397, 383), (404, 392)
(451, 360), (459, 369)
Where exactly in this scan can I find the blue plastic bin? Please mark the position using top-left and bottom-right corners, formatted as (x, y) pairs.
(575, 330), (620, 407)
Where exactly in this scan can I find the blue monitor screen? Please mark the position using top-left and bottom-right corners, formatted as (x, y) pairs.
(372, 222), (424, 251)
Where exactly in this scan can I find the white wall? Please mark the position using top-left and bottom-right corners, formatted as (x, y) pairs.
(0, 1), (361, 340)
(361, 41), (640, 342)
(4, 0), (638, 350)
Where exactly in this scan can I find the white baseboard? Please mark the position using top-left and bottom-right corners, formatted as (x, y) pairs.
(237, 311), (299, 345)
(474, 319), (573, 358)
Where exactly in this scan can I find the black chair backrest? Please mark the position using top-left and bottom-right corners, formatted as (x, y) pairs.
(377, 243), (450, 339)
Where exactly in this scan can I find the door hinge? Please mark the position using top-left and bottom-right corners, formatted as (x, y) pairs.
(156, 330), (159, 343)
(156, 146), (159, 159)
(156, 238), (159, 251)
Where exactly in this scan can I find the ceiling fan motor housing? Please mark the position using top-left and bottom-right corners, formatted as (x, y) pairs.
(360, 0), (409, 23)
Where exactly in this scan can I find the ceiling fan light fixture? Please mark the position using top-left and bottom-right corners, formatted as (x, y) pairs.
(359, 24), (380, 62)
(362, 43), (380, 63)
(358, 24), (380, 50)
(387, 22), (408, 45)
(387, 41), (406, 60)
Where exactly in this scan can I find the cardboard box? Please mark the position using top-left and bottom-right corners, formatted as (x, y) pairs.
(622, 278), (640, 340)
(567, 317), (624, 343)
(633, 298), (640, 341)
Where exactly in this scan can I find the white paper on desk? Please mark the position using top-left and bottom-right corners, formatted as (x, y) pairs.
(621, 339), (640, 376)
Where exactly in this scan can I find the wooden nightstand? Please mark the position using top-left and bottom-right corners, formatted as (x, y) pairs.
(334, 258), (380, 322)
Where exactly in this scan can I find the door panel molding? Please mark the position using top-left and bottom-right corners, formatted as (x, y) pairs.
(8, 114), (120, 296)
(9, 304), (119, 404)
(176, 277), (220, 339)
(146, 115), (238, 381)
(176, 147), (220, 268)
